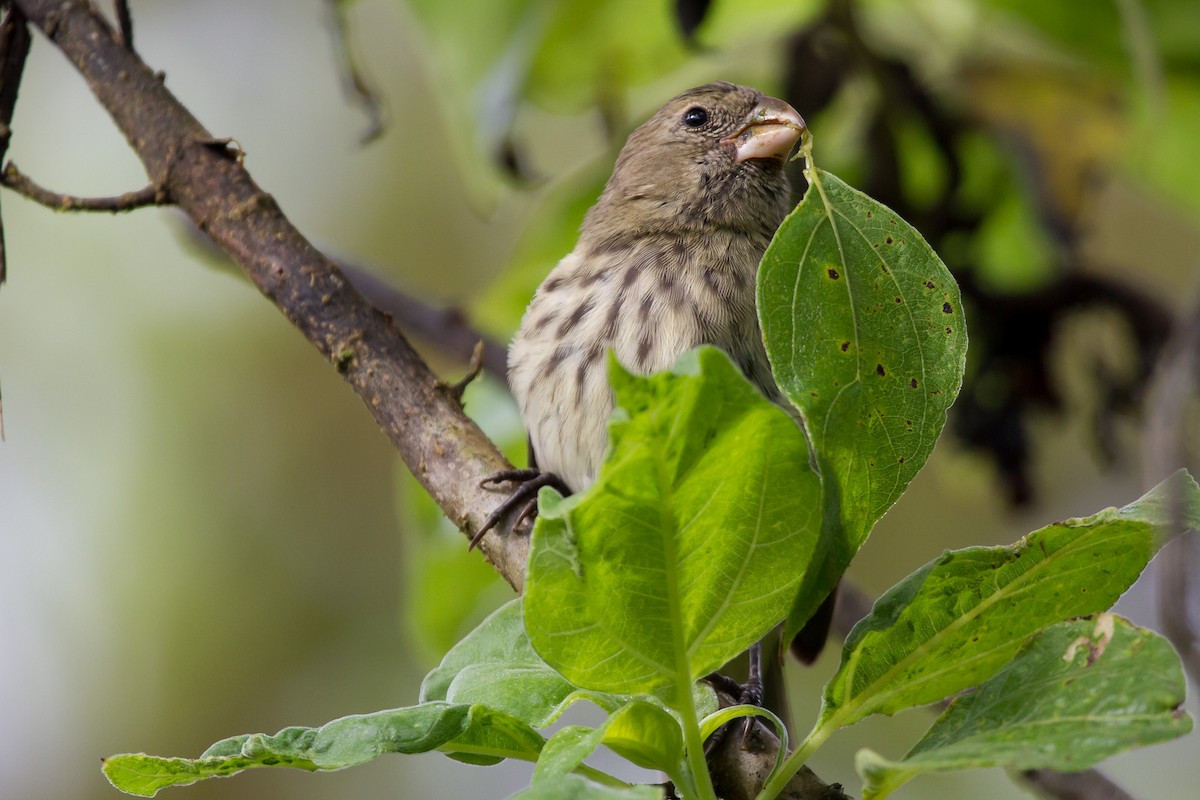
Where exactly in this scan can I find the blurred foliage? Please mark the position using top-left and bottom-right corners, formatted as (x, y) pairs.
(398, 0), (1200, 509)
(396, 0), (820, 199)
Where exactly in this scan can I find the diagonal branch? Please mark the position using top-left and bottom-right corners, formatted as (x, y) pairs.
(10, 0), (530, 591)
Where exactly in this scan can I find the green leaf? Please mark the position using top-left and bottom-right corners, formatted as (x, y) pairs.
(600, 701), (686, 779)
(819, 470), (1200, 731)
(102, 703), (543, 796)
(699, 704), (790, 784)
(530, 725), (609, 785)
(513, 773), (662, 799)
(524, 346), (822, 694)
(758, 167), (967, 643)
(856, 614), (1193, 799)
(421, 599), (620, 728)
(530, 702), (686, 788)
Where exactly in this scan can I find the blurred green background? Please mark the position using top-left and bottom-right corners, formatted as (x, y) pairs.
(2, 0), (1198, 798)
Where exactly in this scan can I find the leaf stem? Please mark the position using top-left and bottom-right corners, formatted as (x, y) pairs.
(575, 763), (634, 788)
(679, 687), (716, 799)
(755, 717), (837, 800)
(657, 453), (718, 800)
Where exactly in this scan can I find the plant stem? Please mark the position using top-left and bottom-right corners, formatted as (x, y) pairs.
(657, 453), (717, 800)
(679, 683), (716, 800)
(575, 763), (633, 788)
(755, 718), (836, 800)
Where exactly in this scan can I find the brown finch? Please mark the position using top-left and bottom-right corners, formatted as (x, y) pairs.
(475, 82), (827, 674)
(487, 81), (803, 497)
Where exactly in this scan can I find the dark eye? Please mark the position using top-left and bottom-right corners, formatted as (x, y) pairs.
(682, 106), (708, 128)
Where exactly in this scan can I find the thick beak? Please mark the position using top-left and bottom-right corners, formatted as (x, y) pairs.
(725, 97), (806, 163)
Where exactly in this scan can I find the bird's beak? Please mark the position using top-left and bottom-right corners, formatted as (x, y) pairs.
(725, 97), (806, 163)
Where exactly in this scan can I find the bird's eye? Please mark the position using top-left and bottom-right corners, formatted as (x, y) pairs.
(682, 106), (709, 128)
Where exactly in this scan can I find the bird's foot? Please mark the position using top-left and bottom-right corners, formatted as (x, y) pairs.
(702, 669), (766, 754)
(471, 468), (570, 549)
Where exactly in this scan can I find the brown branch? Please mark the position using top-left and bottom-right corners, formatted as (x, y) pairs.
(0, 5), (32, 285)
(707, 683), (848, 800)
(1, 161), (165, 210)
(1018, 768), (1137, 800)
(11, 0), (531, 590)
(334, 259), (509, 386)
(172, 218), (511, 385)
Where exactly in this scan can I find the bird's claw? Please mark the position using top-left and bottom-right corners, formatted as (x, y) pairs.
(701, 671), (768, 754)
(471, 469), (569, 550)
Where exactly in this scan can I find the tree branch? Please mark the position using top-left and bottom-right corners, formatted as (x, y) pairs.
(1, 160), (166, 210)
(10, 0), (530, 591)
(334, 258), (509, 385)
(1145, 289), (1200, 686)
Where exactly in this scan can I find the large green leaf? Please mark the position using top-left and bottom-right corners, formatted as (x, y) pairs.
(758, 167), (967, 642)
(856, 614), (1193, 799)
(818, 470), (1200, 731)
(102, 702), (544, 797)
(524, 346), (821, 695)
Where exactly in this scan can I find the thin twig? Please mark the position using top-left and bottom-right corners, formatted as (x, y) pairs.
(113, 0), (132, 50)
(443, 340), (486, 403)
(324, 0), (385, 144)
(1, 161), (166, 211)
(0, 5), (33, 285)
(335, 259), (509, 385)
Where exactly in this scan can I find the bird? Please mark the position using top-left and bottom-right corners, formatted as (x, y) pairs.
(478, 80), (803, 504)
(472, 82), (830, 704)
